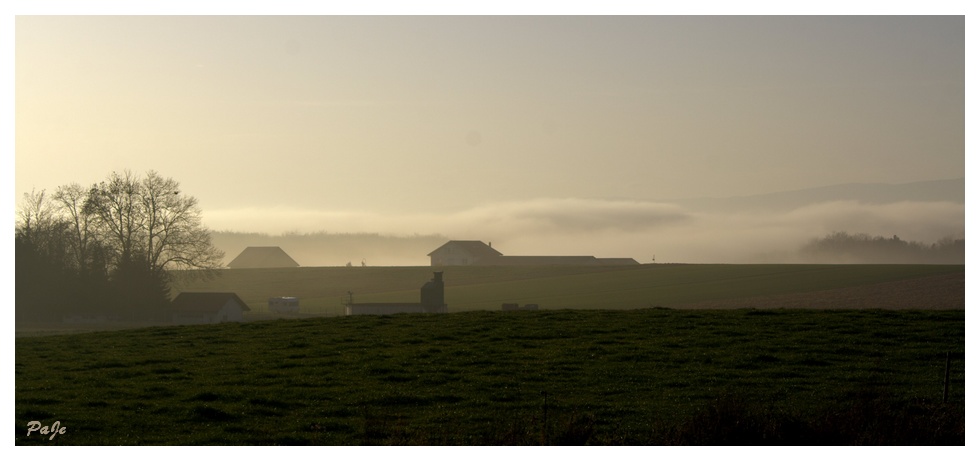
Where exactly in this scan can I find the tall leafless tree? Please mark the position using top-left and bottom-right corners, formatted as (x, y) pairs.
(84, 170), (224, 281)
(53, 183), (100, 273)
(139, 170), (224, 280)
(83, 170), (144, 267)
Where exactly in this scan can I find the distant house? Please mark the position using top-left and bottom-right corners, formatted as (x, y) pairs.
(428, 240), (503, 266)
(171, 292), (250, 324)
(228, 246), (300, 268)
(428, 240), (639, 266)
(345, 272), (448, 315)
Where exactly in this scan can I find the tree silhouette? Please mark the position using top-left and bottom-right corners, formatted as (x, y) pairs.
(16, 171), (224, 322)
(800, 231), (964, 264)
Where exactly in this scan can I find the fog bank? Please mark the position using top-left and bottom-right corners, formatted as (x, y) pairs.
(204, 197), (964, 266)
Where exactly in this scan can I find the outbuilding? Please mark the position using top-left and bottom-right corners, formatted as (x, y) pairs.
(427, 240), (639, 266)
(269, 296), (300, 313)
(171, 292), (250, 324)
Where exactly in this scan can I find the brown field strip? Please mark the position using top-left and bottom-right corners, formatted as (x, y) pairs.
(674, 272), (964, 310)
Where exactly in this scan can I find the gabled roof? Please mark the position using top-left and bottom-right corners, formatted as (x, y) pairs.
(171, 292), (251, 313)
(427, 240), (503, 258)
(227, 246), (299, 268)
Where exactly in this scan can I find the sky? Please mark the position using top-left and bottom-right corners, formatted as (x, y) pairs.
(8, 9), (970, 263)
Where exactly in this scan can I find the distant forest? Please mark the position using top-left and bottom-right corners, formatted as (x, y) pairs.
(799, 231), (964, 264)
(212, 231), (449, 267)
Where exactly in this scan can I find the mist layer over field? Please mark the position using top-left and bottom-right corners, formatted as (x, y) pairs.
(207, 194), (963, 266)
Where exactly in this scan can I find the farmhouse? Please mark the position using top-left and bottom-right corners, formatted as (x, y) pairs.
(428, 240), (639, 266)
(228, 246), (300, 268)
(171, 292), (250, 324)
(345, 271), (448, 315)
(428, 240), (503, 266)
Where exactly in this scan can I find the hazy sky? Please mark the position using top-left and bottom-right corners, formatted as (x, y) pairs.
(11, 13), (967, 262)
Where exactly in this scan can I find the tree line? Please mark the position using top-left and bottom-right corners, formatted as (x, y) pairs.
(800, 231), (964, 264)
(16, 170), (224, 322)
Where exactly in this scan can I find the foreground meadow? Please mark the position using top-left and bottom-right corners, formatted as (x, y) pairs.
(15, 308), (964, 445)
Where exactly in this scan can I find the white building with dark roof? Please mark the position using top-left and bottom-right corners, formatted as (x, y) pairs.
(427, 240), (503, 266)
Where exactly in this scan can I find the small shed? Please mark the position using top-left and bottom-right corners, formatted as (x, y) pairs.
(269, 296), (300, 313)
(171, 292), (250, 324)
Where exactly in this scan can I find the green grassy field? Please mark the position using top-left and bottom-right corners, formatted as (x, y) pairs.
(15, 308), (964, 445)
(15, 264), (966, 444)
(172, 264), (964, 316)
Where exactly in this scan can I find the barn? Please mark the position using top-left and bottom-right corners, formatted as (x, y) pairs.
(171, 292), (250, 324)
(428, 240), (639, 266)
(227, 246), (300, 268)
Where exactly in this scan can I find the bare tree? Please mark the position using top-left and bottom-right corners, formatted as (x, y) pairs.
(83, 170), (144, 266)
(16, 189), (83, 320)
(17, 189), (57, 244)
(16, 189), (75, 271)
(53, 183), (100, 272)
(85, 170), (224, 280)
(139, 171), (224, 275)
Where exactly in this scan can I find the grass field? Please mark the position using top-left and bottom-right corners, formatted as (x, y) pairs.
(15, 264), (966, 444)
(15, 308), (964, 445)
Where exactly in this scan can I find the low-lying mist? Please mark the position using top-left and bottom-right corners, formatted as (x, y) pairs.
(205, 197), (964, 266)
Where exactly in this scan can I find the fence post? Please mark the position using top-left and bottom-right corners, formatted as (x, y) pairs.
(541, 391), (549, 445)
(943, 351), (951, 404)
